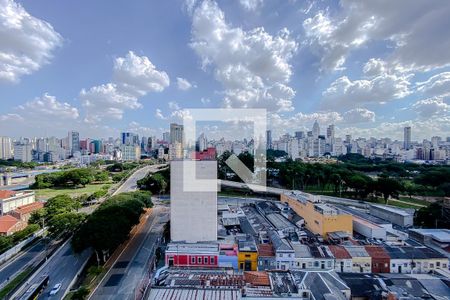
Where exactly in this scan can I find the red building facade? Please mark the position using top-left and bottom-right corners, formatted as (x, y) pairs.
(165, 243), (219, 268)
(365, 245), (390, 273)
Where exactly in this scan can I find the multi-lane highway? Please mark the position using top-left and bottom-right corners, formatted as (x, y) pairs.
(88, 206), (169, 300)
(0, 240), (46, 289)
(10, 164), (165, 300)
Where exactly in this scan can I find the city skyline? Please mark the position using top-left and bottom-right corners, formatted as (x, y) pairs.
(0, 0), (449, 140)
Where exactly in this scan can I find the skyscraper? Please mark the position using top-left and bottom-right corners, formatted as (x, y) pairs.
(404, 126), (411, 150)
(0, 137), (12, 159)
(266, 130), (272, 150)
(312, 120), (320, 138)
(68, 131), (80, 155)
(170, 160), (217, 242)
(327, 124), (335, 141)
(295, 131), (305, 139)
(170, 123), (184, 144)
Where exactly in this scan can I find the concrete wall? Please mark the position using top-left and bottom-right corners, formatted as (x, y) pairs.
(353, 218), (386, 240)
(170, 160), (217, 243)
(369, 205), (413, 227)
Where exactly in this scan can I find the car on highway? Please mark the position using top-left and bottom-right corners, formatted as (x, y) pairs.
(49, 283), (62, 296)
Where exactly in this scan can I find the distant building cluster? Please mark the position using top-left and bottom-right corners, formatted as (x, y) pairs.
(268, 122), (450, 164)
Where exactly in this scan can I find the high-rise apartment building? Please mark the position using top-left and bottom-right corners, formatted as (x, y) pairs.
(266, 130), (272, 150)
(327, 125), (335, 141)
(170, 160), (217, 243)
(0, 137), (12, 160)
(404, 127), (411, 150)
(13, 143), (32, 162)
(68, 131), (80, 155)
(295, 131), (305, 139)
(170, 123), (184, 145)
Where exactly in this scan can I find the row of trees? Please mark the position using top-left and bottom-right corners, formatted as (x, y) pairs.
(71, 191), (152, 263)
(29, 194), (86, 237)
(0, 159), (38, 169)
(32, 168), (110, 189)
(137, 168), (170, 194)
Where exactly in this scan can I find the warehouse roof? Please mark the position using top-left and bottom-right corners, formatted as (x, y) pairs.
(147, 288), (241, 300)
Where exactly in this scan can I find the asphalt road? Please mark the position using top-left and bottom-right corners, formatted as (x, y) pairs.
(0, 240), (45, 289)
(88, 206), (169, 300)
(10, 164), (165, 300)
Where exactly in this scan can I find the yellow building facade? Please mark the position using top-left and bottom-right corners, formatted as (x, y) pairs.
(238, 241), (258, 271)
(281, 192), (353, 239)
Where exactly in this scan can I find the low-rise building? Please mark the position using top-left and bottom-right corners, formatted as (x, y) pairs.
(327, 245), (353, 273)
(218, 243), (238, 270)
(8, 202), (44, 222)
(165, 242), (219, 268)
(365, 245), (390, 273)
(344, 245), (371, 273)
(0, 215), (26, 236)
(281, 191), (352, 239)
(238, 239), (258, 271)
(0, 190), (36, 215)
(257, 243), (276, 271)
(369, 204), (414, 228)
(269, 230), (295, 270)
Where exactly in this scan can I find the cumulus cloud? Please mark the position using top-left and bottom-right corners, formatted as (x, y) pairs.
(113, 51), (169, 96)
(416, 72), (450, 97)
(155, 108), (166, 120)
(18, 93), (79, 120)
(81, 51), (169, 122)
(0, 94), (83, 136)
(177, 77), (195, 90)
(239, 0), (263, 11)
(322, 74), (411, 109)
(190, 0), (298, 112)
(268, 108), (376, 136)
(412, 96), (450, 118)
(303, 1), (450, 72)
(342, 108), (376, 123)
(0, 0), (62, 83)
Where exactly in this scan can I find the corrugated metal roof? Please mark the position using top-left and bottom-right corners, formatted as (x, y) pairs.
(148, 288), (241, 300)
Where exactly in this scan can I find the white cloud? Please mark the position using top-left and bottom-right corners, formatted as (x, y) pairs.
(412, 96), (450, 118)
(363, 58), (387, 77)
(80, 83), (141, 122)
(303, 1), (450, 72)
(18, 93), (79, 120)
(340, 117), (450, 141)
(190, 0), (298, 112)
(0, 0), (62, 83)
(342, 108), (376, 123)
(82, 51), (169, 122)
(155, 108), (166, 120)
(416, 72), (450, 97)
(239, 0), (263, 11)
(113, 51), (170, 96)
(168, 101), (180, 110)
(177, 77), (195, 90)
(322, 74), (411, 109)
(0, 113), (23, 122)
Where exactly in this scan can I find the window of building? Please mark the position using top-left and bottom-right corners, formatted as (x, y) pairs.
(191, 257), (195, 264)
(403, 263), (407, 267)
(211, 257), (215, 264)
(327, 261), (332, 268)
(392, 263), (396, 267)
(198, 257), (202, 264)
(443, 263), (447, 268)
(308, 262), (312, 267)
(430, 263), (434, 268)
(436, 262), (440, 267)
(204, 257), (208, 264)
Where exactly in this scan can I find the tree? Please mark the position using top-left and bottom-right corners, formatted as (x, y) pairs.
(48, 212), (86, 237)
(137, 173), (167, 194)
(376, 177), (403, 204)
(45, 194), (81, 216)
(28, 208), (47, 227)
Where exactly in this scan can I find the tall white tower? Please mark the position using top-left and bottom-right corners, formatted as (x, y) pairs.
(312, 120), (320, 138)
(170, 160), (217, 243)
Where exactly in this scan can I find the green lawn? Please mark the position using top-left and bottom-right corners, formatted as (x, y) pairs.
(34, 183), (111, 200)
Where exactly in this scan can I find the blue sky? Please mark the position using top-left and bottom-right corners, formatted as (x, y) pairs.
(1, 0), (449, 140)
